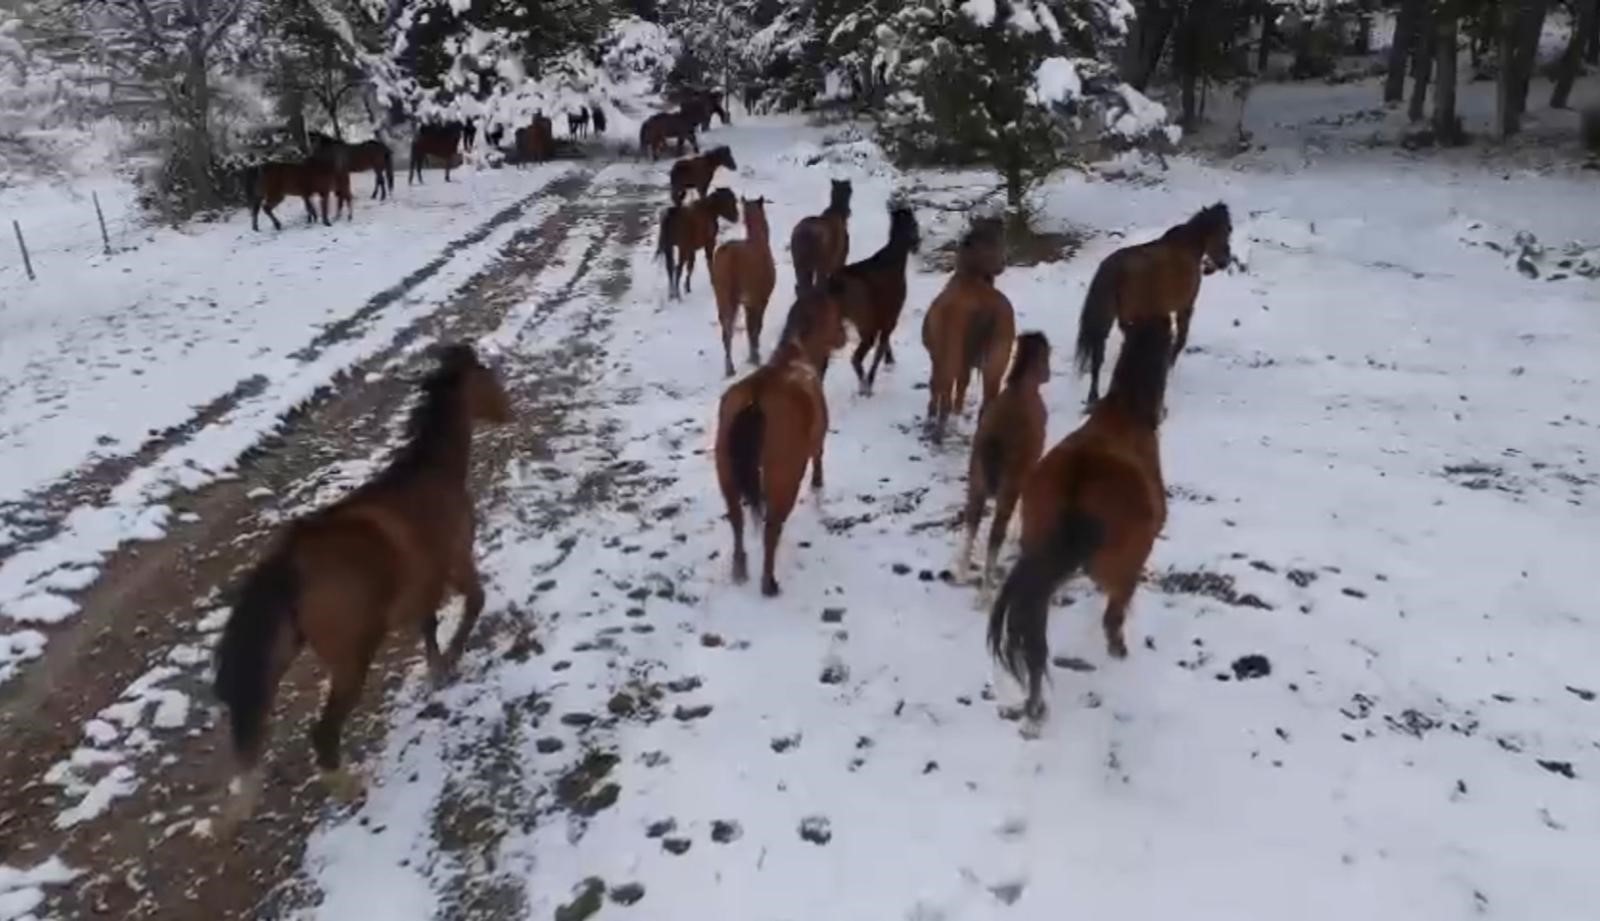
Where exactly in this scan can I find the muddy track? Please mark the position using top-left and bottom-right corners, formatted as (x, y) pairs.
(0, 168), (656, 920)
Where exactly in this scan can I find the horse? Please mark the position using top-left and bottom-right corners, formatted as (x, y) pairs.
(988, 318), (1173, 723)
(828, 204), (922, 393)
(711, 197), (777, 376)
(309, 132), (395, 201)
(1076, 202), (1233, 403)
(956, 332), (1051, 595)
(640, 111), (699, 160)
(567, 108), (590, 138)
(921, 219), (1015, 441)
(657, 187), (739, 300)
(409, 123), (464, 184)
(670, 145), (737, 205)
(680, 92), (730, 130)
(209, 343), (511, 837)
(790, 179), (852, 295)
(590, 105), (608, 136)
(715, 285), (849, 596)
(956, 215), (1006, 281)
(515, 114), (554, 164)
(485, 123), (506, 150)
(242, 159), (341, 231)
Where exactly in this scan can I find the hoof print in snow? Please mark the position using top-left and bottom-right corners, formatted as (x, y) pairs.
(798, 816), (832, 845)
(554, 877), (606, 921)
(674, 704), (713, 722)
(646, 818), (677, 839)
(918, 569), (935, 582)
(609, 883), (646, 907)
(666, 675), (703, 693)
(891, 563), (912, 576)
(923, 760), (939, 774)
(700, 632), (725, 648)
(640, 750), (670, 768)
(1230, 655), (1272, 681)
(418, 702), (448, 720)
(556, 752), (621, 816)
(1341, 587), (1368, 599)
(662, 836), (692, 855)
(822, 607), (845, 623)
(1537, 759), (1576, 779)
(1052, 656), (1097, 672)
(711, 819), (743, 843)
(505, 633), (543, 662)
(771, 733), (802, 753)
(820, 662), (850, 685)
(553, 660), (573, 672)
(536, 737), (565, 754)
(1566, 686), (1596, 702)
(608, 692), (637, 717)
(1286, 569), (1317, 588)
(561, 712), (597, 728)
(988, 881), (1026, 906)
(625, 606), (646, 618)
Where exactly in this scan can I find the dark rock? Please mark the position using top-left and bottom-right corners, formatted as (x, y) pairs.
(700, 632), (724, 648)
(645, 818), (676, 839)
(554, 877), (606, 921)
(535, 737), (565, 754)
(891, 563), (912, 576)
(918, 569), (935, 582)
(608, 693), (637, 717)
(1231, 655), (1272, 680)
(560, 712), (597, 727)
(822, 607), (845, 623)
(711, 819), (743, 843)
(609, 883), (645, 906)
(662, 837), (692, 855)
(673, 704), (713, 721)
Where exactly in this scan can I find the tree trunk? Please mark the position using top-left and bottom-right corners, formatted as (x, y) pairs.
(1551, 0), (1596, 107)
(1585, 3), (1599, 63)
(1434, 5), (1463, 143)
(181, 29), (216, 214)
(1175, 0), (1212, 126)
(1509, 0), (1549, 121)
(1257, 7), (1273, 73)
(1497, 0), (1520, 135)
(1409, 27), (1436, 121)
(1386, 0), (1425, 102)
(1125, 1), (1176, 90)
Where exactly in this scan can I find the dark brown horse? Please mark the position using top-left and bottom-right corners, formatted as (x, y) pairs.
(1076, 202), (1233, 402)
(243, 159), (341, 231)
(829, 204), (921, 394)
(515, 114), (555, 164)
(590, 105), (608, 136)
(210, 344), (511, 836)
(922, 220), (1015, 442)
(989, 319), (1173, 723)
(567, 108), (590, 138)
(790, 179), (852, 295)
(658, 187), (740, 300)
(680, 92), (730, 130)
(670, 145), (737, 204)
(640, 111), (699, 160)
(409, 123), (464, 184)
(712, 197), (777, 376)
(309, 132), (395, 201)
(957, 332), (1050, 595)
(715, 286), (848, 596)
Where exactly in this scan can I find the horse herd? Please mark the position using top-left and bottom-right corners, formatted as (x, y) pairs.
(207, 118), (1234, 839)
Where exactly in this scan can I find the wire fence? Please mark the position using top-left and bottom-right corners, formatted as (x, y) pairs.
(1, 185), (155, 287)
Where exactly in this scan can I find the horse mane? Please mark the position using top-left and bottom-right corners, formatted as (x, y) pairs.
(1163, 201), (1231, 246)
(1007, 332), (1050, 386)
(1102, 320), (1171, 429)
(363, 346), (480, 488)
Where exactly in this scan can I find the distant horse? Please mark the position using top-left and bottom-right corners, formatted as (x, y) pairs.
(515, 114), (555, 164)
(828, 204), (922, 393)
(715, 285), (849, 596)
(670, 145), (737, 204)
(790, 179), (852, 295)
(210, 344), (511, 837)
(712, 197), (777, 376)
(640, 111), (699, 160)
(242, 159), (341, 231)
(989, 319), (1174, 723)
(590, 105), (608, 136)
(456, 119), (477, 151)
(485, 123), (505, 150)
(680, 92), (730, 131)
(742, 85), (763, 115)
(657, 187), (740, 300)
(309, 132), (395, 202)
(956, 332), (1051, 594)
(921, 219), (1015, 441)
(1076, 202), (1233, 403)
(567, 108), (590, 138)
(409, 123), (464, 184)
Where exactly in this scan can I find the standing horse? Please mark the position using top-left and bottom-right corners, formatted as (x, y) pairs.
(711, 197), (777, 376)
(409, 123), (464, 184)
(829, 204), (922, 393)
(515, 114), (555, 164)
(1076, 202), (1233, 402)
(680, 92), (730, 130)
(590, 105), (608, 136)
(658, 187), (740, 300)
(639, 111), (699, 160)
(670, 146), (737, 204)
(715, 285), (849, 596)
(242, 159), (341, 231)
(567, 108), (590, 138)
(956, 332), (1051, 594)
(210, 344), (511, 837)
(988, 319), (1173, 723)
(790, 179), (852, 295)
(309, 132), (395, 202)
(921, 219), (1015, 441)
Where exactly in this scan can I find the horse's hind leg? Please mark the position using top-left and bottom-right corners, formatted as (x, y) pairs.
(310, 632), (379, 799)
(984, 485), (1022, 595)
(760, 467), (803, 597)
(1172, 309), (1193, 367)
(746, 302), (765, 365)
(955, 478), (986, 582)
(682, 249), (697, 294)
(850, 334), (874, 394)
(865, 330), (892, 392)
(1101, 582), (1135, 660)
(443, 563), (486, 676)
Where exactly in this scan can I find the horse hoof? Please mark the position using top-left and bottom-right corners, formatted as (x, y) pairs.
(1107, 637), (1128, 660)
(761, 579), (780, 597)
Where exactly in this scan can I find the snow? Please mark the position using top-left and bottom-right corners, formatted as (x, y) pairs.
(0, 858), (77, 921)
(1106, 83), (1174, 140)
(284, 115), (1599, 920)
(961, 0), (998, 28)
(1030, 56), (1081, 105)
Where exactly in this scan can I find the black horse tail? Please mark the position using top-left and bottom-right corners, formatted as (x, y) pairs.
(963, 302), (997, 374)
(213, 543), (302, 766)
(1076, 258), (1119, 377)
(728, 395), (766, 515)
(791, 224), (820, 295)
(988, 508), (1103, 692)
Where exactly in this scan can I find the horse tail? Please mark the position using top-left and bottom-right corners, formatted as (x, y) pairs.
(658, 207), (680, 260)
(213, 542), (302, 766)
(963, 302), (998, 374)
(791, 223), (819, 295)
(977, 433), (1005, 497)
(728, 394), (767, 514)
(382, 144), (395, 192)
(1076, 259), (1119, 377)
(987, 507), (1103, 692)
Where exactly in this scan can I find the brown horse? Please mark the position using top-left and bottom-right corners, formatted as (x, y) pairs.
(243, 159), (341, 231)
(658, 187), (739, 300)
(790, 179), (852, 295)
(829, 204), (922, 393)
(956, 332), (1050, 594)
(515, 114), (555, 164)
(711, 197), (777, 376)
(715, 286), (848, 596)
(567, 108), (590, 138)
(670, 145), (737, 204)
(921, 222), (1016, 442)
(309, 132), (395, 202)
(640, 111), (699, 160)
(210, 344), (511, 836)
(409, 123), (464, 184)
(1076, 202), (1233, 402)
(988, 318), (1173, 722)
(680, 92), (730, 130)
